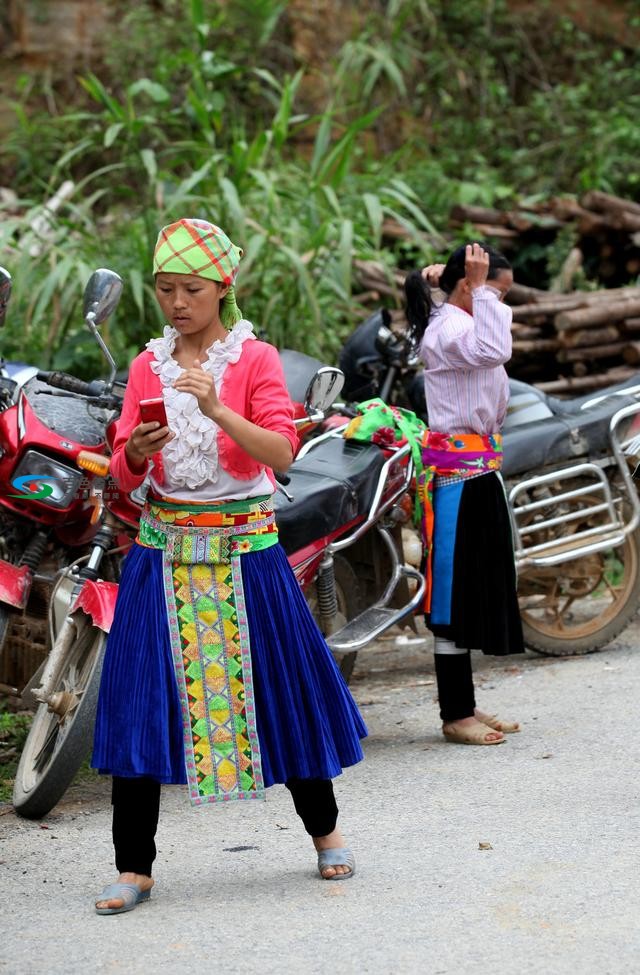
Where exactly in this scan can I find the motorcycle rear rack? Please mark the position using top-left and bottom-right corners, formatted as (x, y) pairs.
(327, 524), (425, 653)
(300, 428), (426, 652)
(510, 402), (640, 568)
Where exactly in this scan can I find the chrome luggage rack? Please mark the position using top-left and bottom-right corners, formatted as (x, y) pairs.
(509, 402), (640, 569)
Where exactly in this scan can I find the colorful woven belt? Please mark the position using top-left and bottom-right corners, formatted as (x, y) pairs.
(419, 432), (503, 613)
(136, 494), (279, 563)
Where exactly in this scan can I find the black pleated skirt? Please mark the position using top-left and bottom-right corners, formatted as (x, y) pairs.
(427, 472), (524, 655)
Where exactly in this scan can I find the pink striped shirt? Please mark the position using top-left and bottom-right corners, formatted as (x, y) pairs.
(419, 285), (512, 435)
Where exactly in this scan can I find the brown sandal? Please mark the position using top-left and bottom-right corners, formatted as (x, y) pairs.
(442, 720), (505, 745)
(474, 709), (521, 734)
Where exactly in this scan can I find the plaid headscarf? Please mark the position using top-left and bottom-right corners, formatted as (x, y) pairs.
(153, 218), (243, 328)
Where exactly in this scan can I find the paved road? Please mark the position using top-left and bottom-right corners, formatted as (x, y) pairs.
(2, 620), (640, 974)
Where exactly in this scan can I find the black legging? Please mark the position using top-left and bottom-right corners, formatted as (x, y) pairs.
(112, 775), (339, 877)
(434, 650), (476, 722)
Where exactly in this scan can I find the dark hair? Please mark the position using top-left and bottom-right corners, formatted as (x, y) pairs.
(404, 243), (511, 348)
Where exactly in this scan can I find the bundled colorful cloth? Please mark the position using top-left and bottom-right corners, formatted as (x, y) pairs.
(343, 398), (427, 521)
(153, 218), (243, 328)
(342, 398), (503, 613)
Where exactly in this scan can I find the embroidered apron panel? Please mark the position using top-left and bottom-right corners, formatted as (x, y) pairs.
(139, 497), (277, 805)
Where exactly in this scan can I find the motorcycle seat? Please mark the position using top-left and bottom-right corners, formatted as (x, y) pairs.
(509, 375), (640, 418)
(275, 435), (386, 555)
(503, 395), (640, 478)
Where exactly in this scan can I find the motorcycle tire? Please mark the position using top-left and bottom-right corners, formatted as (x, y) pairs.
(12, 614), (105, 819)
(305, 555), (362, 684)
(520, 526), (640, 657)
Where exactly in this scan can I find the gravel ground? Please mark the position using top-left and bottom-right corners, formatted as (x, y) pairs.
(1, 619), (639, 975)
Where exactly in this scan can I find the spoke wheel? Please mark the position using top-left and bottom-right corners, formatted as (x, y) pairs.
(13, 614), (105, 819)
(518, 491), (640, 656)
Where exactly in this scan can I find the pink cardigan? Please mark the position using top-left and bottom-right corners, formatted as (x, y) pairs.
(110, 338), (299, 493)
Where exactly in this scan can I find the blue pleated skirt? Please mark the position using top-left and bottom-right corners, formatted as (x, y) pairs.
(92, 542), (367, 788)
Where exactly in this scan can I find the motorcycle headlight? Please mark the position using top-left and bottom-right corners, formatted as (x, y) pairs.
(374, 324), (395, 351)
(12, 450), (83, 508)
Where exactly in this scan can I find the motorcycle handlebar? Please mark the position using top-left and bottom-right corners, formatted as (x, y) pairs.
(36, 370), (107, 397)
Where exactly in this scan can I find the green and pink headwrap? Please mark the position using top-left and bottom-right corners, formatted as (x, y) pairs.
(153, 218), (243, 328)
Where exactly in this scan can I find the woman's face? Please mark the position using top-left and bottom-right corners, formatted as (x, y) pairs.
(454, 266), (513, 313)
(154, 273), (229, 338)
(487, 268), (514, 301)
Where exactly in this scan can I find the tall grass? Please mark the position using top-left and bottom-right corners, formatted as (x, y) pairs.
(1, 0), (638, 376)
(0, 93), (441, 376)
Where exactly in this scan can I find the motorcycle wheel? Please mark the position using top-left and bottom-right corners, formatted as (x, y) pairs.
(12, 613), (105, 819)
(518, 520), (640, 657)
(305, 555), (362, 683)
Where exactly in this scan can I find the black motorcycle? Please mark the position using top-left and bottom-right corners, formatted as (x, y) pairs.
(338, 308), (640, 657)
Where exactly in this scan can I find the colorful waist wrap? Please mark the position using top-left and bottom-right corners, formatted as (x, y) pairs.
(137, 495), (278, 804)
(419, 432), (503, 613)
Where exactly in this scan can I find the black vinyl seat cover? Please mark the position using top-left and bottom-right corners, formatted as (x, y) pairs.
(508, 375), (640, 417)
(503, 376), (640, 477)
(274, 436), (386, 555)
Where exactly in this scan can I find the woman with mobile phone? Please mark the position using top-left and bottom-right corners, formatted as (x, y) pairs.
(404, 242), (524, 746)
(91, 218), (365, 914)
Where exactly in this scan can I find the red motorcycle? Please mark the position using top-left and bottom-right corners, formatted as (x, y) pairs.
(0, 271), (125, 647)
(11, 276), (423, 819)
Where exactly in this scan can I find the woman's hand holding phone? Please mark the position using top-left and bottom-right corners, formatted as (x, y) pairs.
(125, 397), (173, 471)
(140, 397), (168, 428)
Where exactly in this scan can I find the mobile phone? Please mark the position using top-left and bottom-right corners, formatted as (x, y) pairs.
(140, 396), (168, 428)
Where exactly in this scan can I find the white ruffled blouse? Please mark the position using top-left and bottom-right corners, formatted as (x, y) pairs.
(145, 320), (273, 501)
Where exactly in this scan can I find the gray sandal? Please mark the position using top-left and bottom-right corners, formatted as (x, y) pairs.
(317, 847), (356, 881)
(95, 882), (151, 915)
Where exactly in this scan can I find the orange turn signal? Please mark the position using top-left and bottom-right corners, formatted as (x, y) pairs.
(77, 451), (110, 477)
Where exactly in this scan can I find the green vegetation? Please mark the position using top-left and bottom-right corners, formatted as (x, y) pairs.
(0, 701), (99, 803)
(0, 0), (638, 375)
(0, 705), (31, 802)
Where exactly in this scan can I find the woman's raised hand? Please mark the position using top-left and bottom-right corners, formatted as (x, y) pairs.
(464, 242), (489, 289)
(173, 359), (221, 420)
(421, 263), (446, 287)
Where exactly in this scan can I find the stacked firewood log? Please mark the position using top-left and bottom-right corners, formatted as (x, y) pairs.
(450, 190), (640, 393)
(506, 283), (640, 394)
(352, 190), (640, 395)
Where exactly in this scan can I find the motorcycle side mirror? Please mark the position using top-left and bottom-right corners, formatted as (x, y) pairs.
(304, 367), (345, 419)
(0, 267), (12, 328)
(82, 268), (123, 327)
(82, 268), (123, 393)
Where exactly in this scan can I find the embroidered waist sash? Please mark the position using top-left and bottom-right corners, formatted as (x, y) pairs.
(137, 495), (278, 805)
(137, 494), (279, 559)
(419, 433), (503, 613)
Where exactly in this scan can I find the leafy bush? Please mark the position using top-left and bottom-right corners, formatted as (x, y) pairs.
(0, 0), (639, 375)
